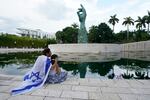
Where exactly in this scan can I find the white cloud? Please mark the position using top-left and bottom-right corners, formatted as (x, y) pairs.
(38, 0), (70, 21)
(0, 0), (149, 34)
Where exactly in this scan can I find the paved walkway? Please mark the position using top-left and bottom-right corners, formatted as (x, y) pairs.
(0, 75), (150, 100)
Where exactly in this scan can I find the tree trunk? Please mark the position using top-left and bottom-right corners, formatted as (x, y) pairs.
(138, 26), (141, 31)
(113, 25), (114, 33)
(148, 23), (150, 34)
(127, 24), (129, 41)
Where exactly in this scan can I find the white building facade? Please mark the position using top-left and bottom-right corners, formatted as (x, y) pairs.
(17, 28), (52, 39)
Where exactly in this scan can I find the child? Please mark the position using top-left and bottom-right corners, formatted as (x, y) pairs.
(51, 54), (61, 74)
(46, 54), (67, 84)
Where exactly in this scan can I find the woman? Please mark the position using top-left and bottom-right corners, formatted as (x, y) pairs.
(11, 48), (52, 95)
(46, 54), (67, 84)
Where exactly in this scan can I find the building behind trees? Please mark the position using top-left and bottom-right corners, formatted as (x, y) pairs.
(17, 28), (52, 39)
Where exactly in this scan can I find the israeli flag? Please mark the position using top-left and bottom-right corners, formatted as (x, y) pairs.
(11, 55), (52, 95)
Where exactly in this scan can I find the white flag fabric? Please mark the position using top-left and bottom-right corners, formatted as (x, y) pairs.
(11, 55), (52, 95)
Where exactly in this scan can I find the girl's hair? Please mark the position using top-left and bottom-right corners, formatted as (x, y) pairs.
(51, 54), (58, 59)
(42, 48), (50, 56)
(51, 54), (58, 65)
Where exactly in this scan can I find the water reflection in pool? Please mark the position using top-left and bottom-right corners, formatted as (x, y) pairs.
(0, 52), (150, 79)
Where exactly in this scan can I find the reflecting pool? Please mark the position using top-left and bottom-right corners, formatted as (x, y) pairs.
(0, 51), (150, 79)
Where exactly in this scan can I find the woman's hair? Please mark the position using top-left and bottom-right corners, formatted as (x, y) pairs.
(42, 48), (50, 56)
(51, 54), (58, 59)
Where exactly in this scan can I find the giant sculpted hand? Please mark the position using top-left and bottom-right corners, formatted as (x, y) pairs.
(77, 4), (86, 23)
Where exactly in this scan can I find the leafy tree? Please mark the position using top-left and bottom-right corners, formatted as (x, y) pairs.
(62, 27), (76, 43)
(55, 31), (64, 43)
(115, 31), (128, 43)
(55, 24), (78, 43)
(88, 23), (114, 43)
(135, 30), (150, 41)
(122, 17), (134, 41)
(88, 25), (99, 43)
(108, 14), (119, 33)
(98, 23), (114, 43)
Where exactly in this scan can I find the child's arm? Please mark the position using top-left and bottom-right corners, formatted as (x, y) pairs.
(54, 59), (61, 74)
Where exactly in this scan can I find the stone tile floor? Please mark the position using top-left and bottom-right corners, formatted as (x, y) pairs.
(0, 74), (150, 100)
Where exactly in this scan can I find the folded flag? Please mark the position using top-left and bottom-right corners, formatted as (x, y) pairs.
(11, 55), (52, 95)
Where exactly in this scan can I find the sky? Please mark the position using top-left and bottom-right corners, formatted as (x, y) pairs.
(0, 0), (150, 35)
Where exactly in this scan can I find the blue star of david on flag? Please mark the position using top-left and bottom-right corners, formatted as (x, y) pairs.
(30, 72), (41, 82)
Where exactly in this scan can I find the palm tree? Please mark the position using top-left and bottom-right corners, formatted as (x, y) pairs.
(135, 16), (146, 30)
(144, 11), (150, 34)
(136, 22), (142, 30)
(108, 14), (119, 33)
(71, 23), (79, 29)
(122, 17), (134, 40)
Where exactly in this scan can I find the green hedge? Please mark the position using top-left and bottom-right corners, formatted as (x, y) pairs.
(0, 33), (56, 48)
